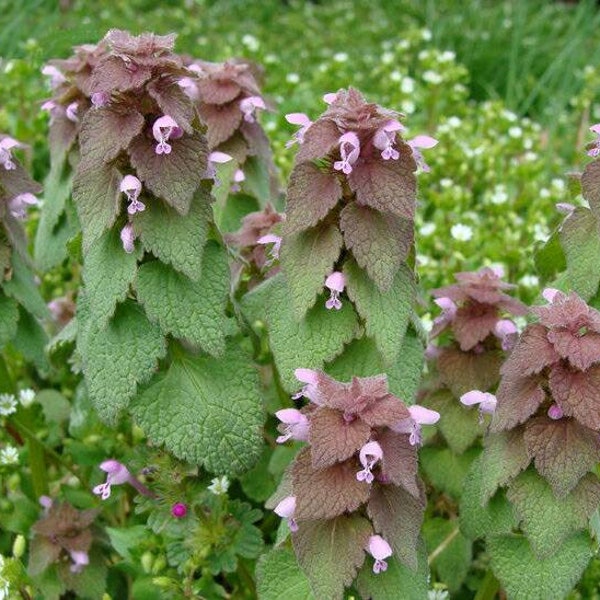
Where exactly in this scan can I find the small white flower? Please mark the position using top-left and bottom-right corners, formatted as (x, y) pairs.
(333, 52), (348, 63)
(423, 70), (443, 85)
(489, 185), (509, 205)
(533, 223), (549, 243)
(451, 223), (473, 242)
(421, 29), (433, 41)
(208, 475), (230, 496)
(519, 274), (539, 288)
(419, 223), (436, 236)
(401, 100), (415, 114)
(551, 178), (566, 192)
(508, 126), (523, 138)
(439, 50), (456, 63)
(401, 77), (415, 94)
(381, 51), (394, 65)
(390, 70), (401, 82)
(440, 178), (454, 188)
(428, 590), (449, 600)
(446, 116), (462, 128)
(421, 314), (433, 333)
(0, 394), (17, 416)
(241, 34), (259, 51)
(18, 389), (36, 408)
(0, 446), (19, 465)
(540, 188), (551, 199)
(502, 109), (518, 122)
(286, 73), (300, 84)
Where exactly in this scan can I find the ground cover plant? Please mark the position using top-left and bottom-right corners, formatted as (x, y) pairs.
(2, 1), (600, 598)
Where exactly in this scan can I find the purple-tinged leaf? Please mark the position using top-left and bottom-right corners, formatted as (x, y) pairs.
(581, 158), (600, 219)
(437, 346), (502, 397)
(501, 323), (560, 378)
(452, 302), (499, 351)
(147, 78), (195, 134)
(89, 55), (152, 93)
(491, 375), (546, 432)
(296, 119), (341, 163)
(377, 428), (420, 498)
(199, 101), (243, 148)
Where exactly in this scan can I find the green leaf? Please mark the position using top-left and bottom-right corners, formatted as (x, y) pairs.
(82, 227), (139, 325)
(534, 229), (566, 282)
(424, 518), (471, 593)
(488, 532), (592, 600)
(131, 343), (263, 475)
(58, 548), (107, 600)
(35, 200), (80, 271)
(292, 514), (372, 600)
(280, 222), (343, 319)
(134, 186), (212, 280)
(559, 207), (600, 301)
(242, 273), (360, 391)
(72, 159), (121, 251)
(325, 333), (424, 404)
(242, 154), (273, 205)
(256, 546), (315, 600)
(344, 260), (414, 365)
(421, 446), (480, 500)
(582, 158), (600, 218)
(136, 242), (229, 356)
(240, 446), (277, 502)
(11, 307), (49, 374)
(356, 541), (428, 600)
(459, 456), (516, 540)
(106, 525), (152, 561)
(0, 291), (18, 347)
(81, 301), (166, 423)
(3, 251), (50, 320)
(506, 470), (600, 559)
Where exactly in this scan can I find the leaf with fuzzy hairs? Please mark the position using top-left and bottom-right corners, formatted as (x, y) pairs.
(147, 78), (195, 133)
(437, 346), (502, 397)
(129, 130), (208, 215)
(549, 362), (600, 430)
(0, 292), (18, 347)
(280, 222), (343, 319)
(377, 429), (420, 498)
(292, 514), (371, 600)
(500, 323), (560, 378)
(452, 303), (499, 351)
(296, 119), (341, 163)
(582, 158), (600, 219)
(547, 327), (600, 372)
(199, 101), (243, 148)
(292, 447), (369, 520)
(367, 482), (424, 570)
(347, 145), (416, 220)
(420, 446), (480, 501)
(284, 163), (342, 235)
(256, 546), (315, 600)
(523, 416), (600, 498)
(340, 202), (413, 291)
(88, 55), (152, 94)
(491, 375), (546, 432)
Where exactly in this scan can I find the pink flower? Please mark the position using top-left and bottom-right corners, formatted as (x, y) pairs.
(275, 408), (309, 443)
(460, 390), (497, 420)
(494, 319), (518, 351)
(356, 441), (383, 484)
(178, 77), (200, 101)
(292, 368), (321, 403)
(171, 502), (188, 518)
(333, 132), (360, 175)
(588, 124), (600, 157)
(0, 137), (20, 171)
(207, 151), (233, 183)
(91, 91), (110, 108)
(240, 96), (266, 123)
(424, 343), (441, 360)
(65, 101), (79, 123)
(41, 65), (66, 89)
(274, 496), (298, 532)
(432, 296), (457, 329)
(556, 202), (575, 216)
(257, 234), (282, 265)
(120, 175), (145, 215)
(373, 119), (405, 160)
(323, 92), (338, 104)
(231, 168), (246, 193)
(542, 287), (561, 304)
(407, 135), (438, 172)
(8, 193), (39, 219)
(120, 223), (136, 253)
(92, 460), (133, 500)
(69, 549), (89, 574)
(41, 100), (61, 123)
(285, 113), (312, 147)
(152, 115), (183, 155)
(325, 271), (345, 310)
(392, 405), (440, 446)
(366, 535), (392, 574)
(547, 404), (564, 420)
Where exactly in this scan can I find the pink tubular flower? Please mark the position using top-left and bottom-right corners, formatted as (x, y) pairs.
(92, 460), (133, 500)
(392, 405), (440, 446)
(275, 408), (310, 443)
(333, 132), (360, 174)
(587, 124), (600, 157)
(178, 77), (200, 101)
(285, 113), (312, 147)
(460, 390), (497, 423)
(206, 151), (233, 183)
(0, 137), (20, 170)
(152, 115), (183, 155)
(120, 223), (136, 253)
(274, 496), (298, 532)
(323, 92), (338, 104)
(120, 175), (144, 214)
(292, 368), (322, 403)
(325, 271), (345, 310)
(356, 441), (383, 484)
(367, 535), (392, 574)
(171, 502), (188, 518)
(91, 91), (110, 108)
(240, 96), (266, 123)
(69, 550), (89, 574)
(542, 287), (561, 304)
(231, 168), (246, 193)
(9, 193), (39, 219)
(41, 65), (66, 89)
(65, 101), (79, 123)
(407, 135), (438, 172)
(373, 119), (405, 160)
(432, 296), (457, 329)
(556, 202), (575, 216)
(494, 319), (518, 351)
(547, 403), (564, 420)
(257, 234), (282, 265)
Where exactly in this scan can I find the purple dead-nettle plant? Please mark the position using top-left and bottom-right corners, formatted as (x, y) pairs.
(268, 369), (438, 597)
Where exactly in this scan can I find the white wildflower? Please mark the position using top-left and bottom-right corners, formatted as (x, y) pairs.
(208, 476), (230, 496)
(0, 394), (17, 416)
(451, 223), (473, 241)
(400, 77), (415, 94)
(0, 446), (19, 465)
(18, 389), (36, 408)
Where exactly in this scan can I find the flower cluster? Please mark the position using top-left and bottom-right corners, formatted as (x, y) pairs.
(271, 369), (438, 586)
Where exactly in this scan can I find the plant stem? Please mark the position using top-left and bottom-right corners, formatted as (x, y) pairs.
(428, 525), (459, 565)
(474, 569), (501, 600)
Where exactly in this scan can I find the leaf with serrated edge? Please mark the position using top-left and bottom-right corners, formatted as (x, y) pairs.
(0, 292), (19, 347)
(340, 202), (413, 291)
(344, 260), (414, 365)
(129, 130), (208, 215)
(82, 227), (138, 325)
(377, 428), (420, 498)
(81, 302), (166, 424)
(241, 273), (360, 391)
(136, 243), (229, 356)
(292, 514), (371, 600)
(421, 446), (480, 501)
(281, 222), (343, 319)
(3, 252), (50, 320)
(491, 375), (546, 433)
(131, 343), (263, 475)
(488, 532), (592, 600)
(256, 546), (315, 600)
(582, 158), (600, 219)
(11, 307), (49, 374)
(507, 469), (600, 559)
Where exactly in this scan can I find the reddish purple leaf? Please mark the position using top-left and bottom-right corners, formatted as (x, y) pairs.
(296, 118), (341, 163)
(491, 375), (546, 432)
(452, 302), (499, 351)
(547, 327), (600, 372)
(437, 346), (502, 397)
(199, 101), (243, 148)
(377, 428), (420, 498)
(89, 55), (152, 93)
(501, 323), (560, 378)
(147, 78), (195, 133)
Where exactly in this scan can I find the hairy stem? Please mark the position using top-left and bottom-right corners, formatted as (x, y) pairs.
(427, 525), (459, 565)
